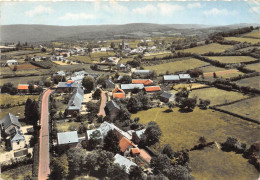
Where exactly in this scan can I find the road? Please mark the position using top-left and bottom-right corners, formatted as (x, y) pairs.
(97, 90), (107, 117)
(38, 89), (53, 180)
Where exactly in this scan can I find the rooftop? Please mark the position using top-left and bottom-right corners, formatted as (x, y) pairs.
(0, 113), (21, 131)
(114, 154), (137, 174)
(57, 131), (79, 145)
(164, 75), (180, 81)
(144, 86), (161, 92)
(121, 84), (144, 90)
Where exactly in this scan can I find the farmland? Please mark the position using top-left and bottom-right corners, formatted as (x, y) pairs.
(235, 76), (260, 90)
(0, 105), (25, 119)
(173, 83), (208, 91)
(144, 58), (209, 74)
(189, 87), (249, 105)
(0, 75), (49, 86)
(217, 96), (260, 122)
(177, 43), (233, 54)
(0, 67), (15, 76)
(68, 55), (93, 63)
(208, 56), (257, 64)
(225, 37), (260, 44)
(132, 107), (260, 151)
(142, 51), (173, 60)
(242, 30), (260, 38)
(245, 63), (260, 72)
(0, 94), (39, 106)
(190, 147), (259, 180)
(10, 63), (39, 70)
(198, 65), (226, 73)
(203, 69), (244, 79)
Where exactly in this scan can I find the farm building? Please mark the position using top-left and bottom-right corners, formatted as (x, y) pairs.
(56, 82), (79, 93)
(0, 113), (21, 134)
(179, 74), (191, 81)
(163, 75), (180, 83)
(6, 60), (18, 66)
(65, 87), (84, 116)
(144, 86), (161, 93)
(17, 84), (38, 93)
(159, 91), (176, 103)
(121, 84), (144, 93)
(132, 79), (153, 86)
(134, 70), (150, 75)
(113, 88), (125, 99)
(104, 100), (121, 120)
(114, 154), (137, 174)
(57, 131), (79, 147)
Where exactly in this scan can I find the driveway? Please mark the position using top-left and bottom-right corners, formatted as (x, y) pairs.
(97, 90), (107, 117)
(38, 89), (53, 180)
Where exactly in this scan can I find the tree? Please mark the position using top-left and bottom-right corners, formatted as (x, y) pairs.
(164, 165), (194, 180)
(127, 97), (142, 113)
(67, 148), (86, 177)
(162, 144), (175, 159)
(198, 99), (210, 109)
(82, 76), (94, 93)
(88, 130), (103, 150)
(28, 84), (34, 94)
(120, 75), (132, 84)
(150, 154), (172, 174)
(167, 102), (174, 112)
(50, 154), (69, 179)
(141, 121), (161, 146)
(149, 71), (157, 79)
(97, 75), (107, 88)
(129, 166), (144, 180)
(24, 98), (33, 123)
(1, 83), (17, 94)
(213, 72), (217, 78)
(41, 47), (46, 52)
(103, 130), (120, 154)
(107, 164), (129, 180)
(92, 88), (101, 100)
(110, 42), (115, 49)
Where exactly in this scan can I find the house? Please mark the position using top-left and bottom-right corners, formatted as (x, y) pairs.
(114, 154), (137, 174)
(73, 70), (88, 77)
(53, 71), (66, 77)
(61, 52), (70, 57)
(163, 75), (180, 83)
(159, 91), (175, 103)
(56, 82), (79, 93)
(113, 88), (125, 99)
(57, 131), (79, 147)
(106, 57), (119, 64)
(9, 127), (26, 150)
(105, 79), (115, 89)
(65, 87), (84, 116)
(134, 70), (150, 75)
(179, 74), (191, 82)
(17, 84), (38, 93)
(132, 129), (145, 144)
(132, 79), (153, 86)
(0, 113), (21, 134)
(121, 84), (144, 93)
(119, 41), (130, 50)
(104, 100), (121, 120)
(144, 86), (161, 93)
(117, 63), (127, 71)
(6, 60), (18, 66)
(119, 136), (136, 153)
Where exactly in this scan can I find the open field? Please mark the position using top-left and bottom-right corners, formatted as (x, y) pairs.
(203, 69), (244, 79)
(217, 96), (260, 122)
(235, 76), (260, 90)
(245, 63), (260, 72)
(132, 107), (260, 151)
(0, 67), (15, 76)
(0, 105), (25, 119)
(142, 52), (173, 60)
(1, 164), (32, 180)
(177, 43), (233, 54)
(190, 147), (259, 180)
(189, 87), (249, 105)
(198, 65), (226, 73)
(0, 94), (39, 106)
(208, 56), (257, 64)
(0, 75), (49, 86)
(225, 37), (260, 44)
(237, 46), (260, 52)
(242, 30), (260, 38)
(14, 69), (42, 75)
(120, 57), (134, 64)
(144, 58), (209, 74)
(173, 83), (208, 91)
(10, 63), (39, 70)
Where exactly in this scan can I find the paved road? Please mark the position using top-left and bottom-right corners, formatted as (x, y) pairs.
(38, 89), (53, 180)
(97, 90), (107, 117)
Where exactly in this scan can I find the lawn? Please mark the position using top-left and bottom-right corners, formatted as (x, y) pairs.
(56, 120), (88, 134)
(1, 164), (32, 180)
(173, 83), (208, 91)
(132, 107), (260, 151)
(225, 37), (260, 44)
(177, 43), (233, 54)
(242, 30), (260, 38)
(0, 106), (25, 119)
(208, 56), (257, 64)
(245, 63), (260, 72)
(0, 75), (49, 86)
(189, 87), (249, 105)
(190, 146), (259, 180)
(217, 96), (260, 123)
(0, 94), (39, 106)
(235, 76), (260, 90)
(144, 58), (209, 74)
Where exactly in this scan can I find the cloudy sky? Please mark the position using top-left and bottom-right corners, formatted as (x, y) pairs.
(1, 1), (259, 26)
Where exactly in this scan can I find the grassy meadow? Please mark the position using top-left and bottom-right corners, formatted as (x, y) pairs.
(198, 65), (226, 73)
(173, 83), (208, 91)
(208, 56), (257, 64)
(177, 43), (233, 54)
(225, 37), (260, 44)
(0, 94), (39, 106)
(245, 63), (260, 72)
(243, 30), (260, 38)
(235, 76), (260, 90)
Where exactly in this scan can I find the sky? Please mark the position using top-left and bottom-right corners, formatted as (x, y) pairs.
(1, 1), (260, 26)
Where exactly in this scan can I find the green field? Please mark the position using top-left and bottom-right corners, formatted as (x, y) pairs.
(0, 75), (49, 87)
(1, 164), (32, 180)
(68, 56), (93, 63)
(218, 96), (260, 122)
(190, 147), (259, 180)
(243, 30), (260, 38)
(177, 43), (233, 54)
(208, 56), (257, 64)
(245, 63), (260, 72)
(0, 94), (39, 106)
(132, 107), (260, 151)
(235, 76), (260, 90)
(0, 67), (15, 76)
(189, 87), (249, 105)
(142, 52), (174, 60)
(198, 65), (226, 73)
(144, 58), (209, 74)
(225, 37), (260, 44)
(0, 105), (25, 120)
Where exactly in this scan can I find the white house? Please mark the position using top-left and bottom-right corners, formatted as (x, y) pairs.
(6, 60), (18, 66)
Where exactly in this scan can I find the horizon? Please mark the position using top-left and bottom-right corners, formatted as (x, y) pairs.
(1, 1), (260, 26)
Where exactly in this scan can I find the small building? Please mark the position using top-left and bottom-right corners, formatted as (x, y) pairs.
(179, 74), (191, 81)
(119, 41), (130, 50)
(56, 82), (79, 93)
(134, 70), (150, 75)
(17, 84), (38, 93)
(65, 87), (84, 116)
(132, 129), (145, 144)
(0, 113), (21, 134)
(53, 71), (66, 77)
(159, 91), (175, 103)
(121, 84), (144, 93)
(144, 86), (161, 93)
(106, 57), (119, 64)
(113, 88), (125, 99)
(163, 75), (180, 83)
(104, 100), (121, 120)
(114, 154), (137, 174)
(105, 79), (115, 89)
(132, 79), (153, 86)
(9, 127), (26, 150)
(57, 131), (79, 147)
(6, 60), (18, 66)
(117, 63), (127, 71)
(73, 70), (88, 77)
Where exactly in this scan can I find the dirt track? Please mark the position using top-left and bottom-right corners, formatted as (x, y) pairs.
(97, 91), (107, 117)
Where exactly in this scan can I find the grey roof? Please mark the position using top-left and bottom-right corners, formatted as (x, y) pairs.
(135, 129), (145, 139)
(160, 91), (175, 99)
(164, 75), (180, 81)
(179, 74), (191, 79)
(71, 75), (84, 83)
(67, 87), (84, 110)
(57, 82), (79, 88)
(6, 60), (17, 63)
(57, 131), (79, 145)
(105, 100), (120, 112)
(10, 127), (25, 142)
(55, 71), (65, 76)
(114, 154), (137, 174)
(0, 113), (20, 130)
(134, 70), (150, 74)
(121, 84), (144, 90)
(106, 79), (115, 88)
(73, 70), (88, 76)
(117, 76), (123, 81)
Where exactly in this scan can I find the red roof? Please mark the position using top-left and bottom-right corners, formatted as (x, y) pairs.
(131, 148), (140, 154)
(145, 86), (161, 92)
(67, 80), (74, 84)
(113, 88), (125, 99)
(119, 137), (136, 152)
(132, 79), (153, 85)
(139, 149), (151, 163)
(17, 84), (38, 90)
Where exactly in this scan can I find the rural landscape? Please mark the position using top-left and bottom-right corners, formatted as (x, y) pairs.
(0, 1), (260, 180)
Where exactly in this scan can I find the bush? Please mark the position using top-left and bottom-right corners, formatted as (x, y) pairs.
(221, 137), (247, 153)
